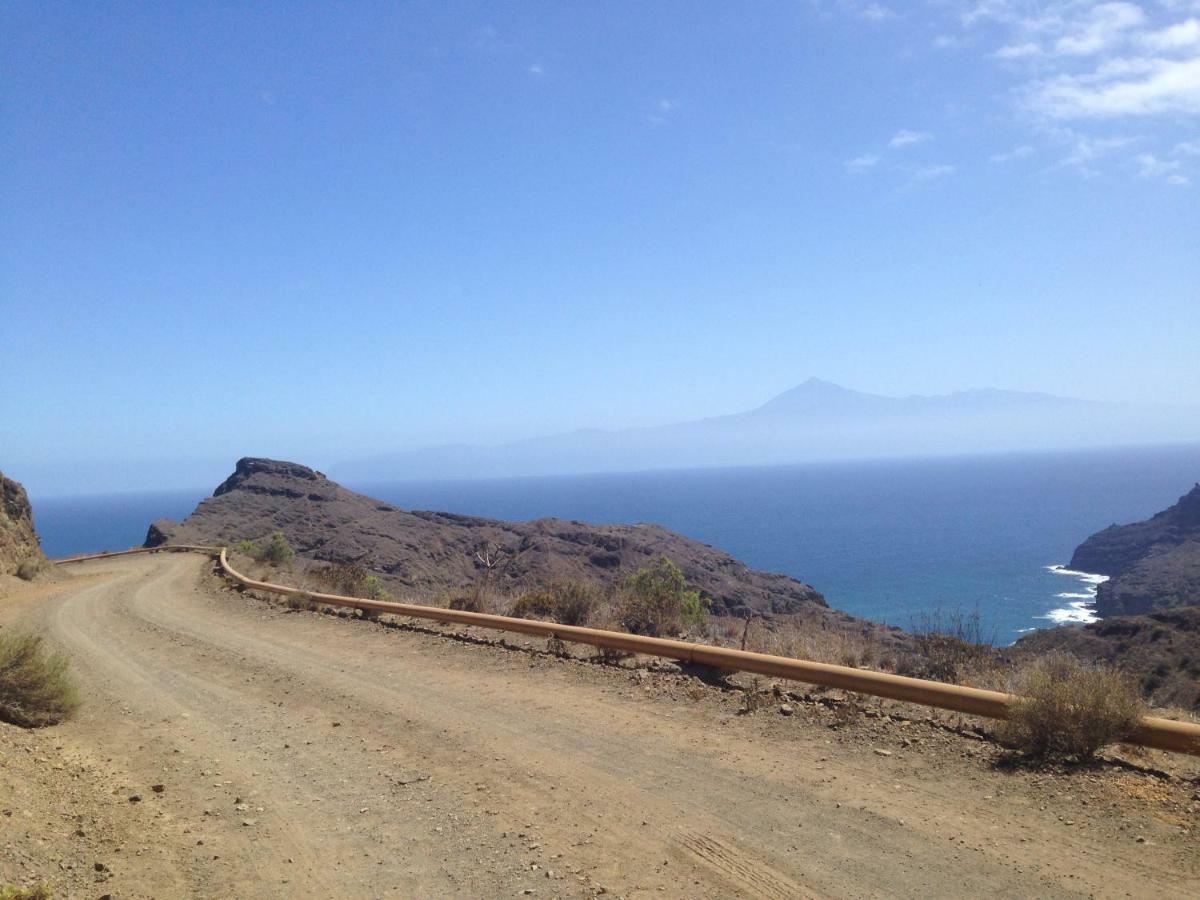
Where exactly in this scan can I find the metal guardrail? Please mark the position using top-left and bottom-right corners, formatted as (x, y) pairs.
(56, 545), (1200, 756)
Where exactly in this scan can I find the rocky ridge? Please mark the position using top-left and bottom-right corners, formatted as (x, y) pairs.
(148, 457), (853, 623)
(1070, 483), (1200, 616)
(0, 469), (45, 576)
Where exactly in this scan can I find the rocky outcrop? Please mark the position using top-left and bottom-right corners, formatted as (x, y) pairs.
(149, 457), (845, 620)
(1, 470), (45, 576)
(1070, 484), (1200, 616)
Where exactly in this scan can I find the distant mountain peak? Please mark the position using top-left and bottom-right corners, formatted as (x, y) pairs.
(752, 379), (878, 414)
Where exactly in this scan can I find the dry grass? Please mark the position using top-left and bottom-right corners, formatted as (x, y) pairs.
(999, 653), (1146, 760)
(733, 615), (887, 670)
(285, 592), (317, 612)
(1, 884), (52, 900)
(509, 581), (603, 627)
(0, 632), (80, 728)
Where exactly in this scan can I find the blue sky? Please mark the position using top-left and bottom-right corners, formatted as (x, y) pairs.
(2, 1), (1198, 493)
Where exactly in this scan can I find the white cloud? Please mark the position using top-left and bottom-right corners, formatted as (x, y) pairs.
(907, 163), (957, 181)
(859, 3), (896, 22)
(995, 42), (1042, 59)
(1175, 139), (1200, 154)
(990, 144), (1035, 162)
(528, 63), (544, 76)
(645, 99), (679, 126)
(1137, 152), (1193, 184)
(1052, 2), (1145, 57)
(890, 128), (933, 146)
(1139, 18), (1200, 52)
(1027, 56), (1200, 118)
(1136, 151), (1183, 176)
(845, 153), (881, 171)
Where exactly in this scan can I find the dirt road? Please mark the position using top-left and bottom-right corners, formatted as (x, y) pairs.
(2, 554), (1198, 898)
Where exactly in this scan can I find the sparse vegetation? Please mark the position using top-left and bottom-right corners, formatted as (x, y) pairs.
(235, 532), (295, 566)
(285, 591), (317, 612)
(258, 531), (295, 566)
(15, 560), (40, 581)
(313, 561), (391, 600)
(739, 616), (888, 670)
(999, 653), (1146, 760)
(908, 605), (999, 685)
(618, 557), (709, 637)
(0, 631), (81, 728)
(1, 884), (52, 900)
(509, 580), (602, 626)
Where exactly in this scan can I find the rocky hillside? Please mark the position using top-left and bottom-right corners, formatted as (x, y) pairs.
(1013, 606), (1200, 711)
(1070, 483), (1200, 616)
(148, 458), (852, 622)
(1, 470), (45, 576)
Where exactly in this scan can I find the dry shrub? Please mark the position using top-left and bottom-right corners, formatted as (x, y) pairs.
(448, 589), (500, 614)
(747, 617), (884, 670)
(1, 884), (52, 900)
(509, 589), (558, 621)
(15, 560), (40, 581)
(285, 592), (316, 612)
(509, 581), (602, 627)
(0, 632), (81, 727)
(999, 653), (1146, 760)
(909, 606), (999, 684)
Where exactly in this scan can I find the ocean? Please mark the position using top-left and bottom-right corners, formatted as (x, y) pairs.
(30, 443), (1200, 644)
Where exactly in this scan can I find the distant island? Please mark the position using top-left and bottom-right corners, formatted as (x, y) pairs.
(331, 378), (1199, 484)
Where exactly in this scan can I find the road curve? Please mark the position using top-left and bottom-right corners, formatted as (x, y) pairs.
(4, 553), (1199, 898)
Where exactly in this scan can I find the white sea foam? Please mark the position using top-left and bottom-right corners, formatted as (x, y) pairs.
(1037, 564), (1109, 626)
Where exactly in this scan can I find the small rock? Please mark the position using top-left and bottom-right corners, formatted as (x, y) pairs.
(873, 749), (892, 757)
(242, 819), (257, 827)
(128, 795), (142, 803)
(779, 704), (794, 716)
(151, 784), (165, 793)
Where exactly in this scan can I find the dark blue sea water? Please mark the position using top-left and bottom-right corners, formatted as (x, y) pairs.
(31, 444), (1200, 643)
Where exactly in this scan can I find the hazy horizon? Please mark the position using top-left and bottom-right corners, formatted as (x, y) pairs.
(9, 376), (1200, 497)
(4, 2), (1198, 494)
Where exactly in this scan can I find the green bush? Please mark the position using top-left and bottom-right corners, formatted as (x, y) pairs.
(361, 574), (392, 601)
(235, 539), (259, 557)
(999, 653), (1146, 760)
(0, 632), (81, 728)
(618, 557), (708, 637)
(258, 532), (294, 566)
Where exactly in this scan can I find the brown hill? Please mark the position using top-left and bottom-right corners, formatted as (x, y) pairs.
(1, 470), (45, 576)
(147, 457), (851, 622)
(1070, 483), (1200, 616)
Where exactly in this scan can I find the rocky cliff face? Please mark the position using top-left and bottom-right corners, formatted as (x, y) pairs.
(1070, 484), (1200, 616)
(1, 470), (45, 576)
(149, 457), (840, 620)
